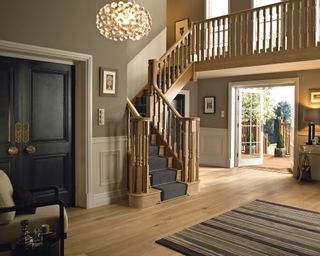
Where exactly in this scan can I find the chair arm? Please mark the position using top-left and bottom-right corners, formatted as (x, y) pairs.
(29, 186), (60, 200)
(0, 200), (66, 238)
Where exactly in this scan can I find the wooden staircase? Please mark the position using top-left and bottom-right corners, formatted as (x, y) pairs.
(126, 0), (320, 208)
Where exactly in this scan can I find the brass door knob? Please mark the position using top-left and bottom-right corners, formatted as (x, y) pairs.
(7, 146), (19, 156)
(25, 145), (36, 154)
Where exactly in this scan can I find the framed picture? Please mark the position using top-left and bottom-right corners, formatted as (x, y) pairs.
(175, 18), (190, 41)
(100, 68), (117, 96)
(310, 89), (320, 104)
(204, 96), (216, 114)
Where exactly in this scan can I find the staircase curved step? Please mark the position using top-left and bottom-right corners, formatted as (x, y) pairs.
(150, 169), (177, 186)
(153, 182), (188, 201)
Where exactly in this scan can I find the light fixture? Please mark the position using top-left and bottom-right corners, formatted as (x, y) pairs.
(96, 0), (152, 41)
(304, 108), (320, 145)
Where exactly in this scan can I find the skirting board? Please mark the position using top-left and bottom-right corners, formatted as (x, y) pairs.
(200, 128), (229, 167)
(89, 136), (127, 208)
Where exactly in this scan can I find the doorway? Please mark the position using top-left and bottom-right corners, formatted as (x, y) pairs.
(0, 55), (75, 206)
(228, 78), (299, 173)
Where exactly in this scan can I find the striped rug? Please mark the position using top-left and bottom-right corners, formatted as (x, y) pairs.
(156, 200), (320, 256)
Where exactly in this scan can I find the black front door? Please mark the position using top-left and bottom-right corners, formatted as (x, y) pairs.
(0, 56), (75, 206)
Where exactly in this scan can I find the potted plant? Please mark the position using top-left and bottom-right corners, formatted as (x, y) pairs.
(245, 134), (256, 154)
(274, 133), (286, 157)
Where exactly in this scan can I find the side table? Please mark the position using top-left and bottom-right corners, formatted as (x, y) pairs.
(299, 145), (320, 181)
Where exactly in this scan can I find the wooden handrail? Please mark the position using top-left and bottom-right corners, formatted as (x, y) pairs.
(127, 97), (142, 118)
(159, 29), (193, 62)
(194, 0), (294, 25)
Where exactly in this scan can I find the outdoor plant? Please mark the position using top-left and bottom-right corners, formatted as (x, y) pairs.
(276, 133), (285, 148)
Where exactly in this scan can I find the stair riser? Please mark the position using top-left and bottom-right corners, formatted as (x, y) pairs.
(149, 157), (167, 170)
(150, 171), (177, 186)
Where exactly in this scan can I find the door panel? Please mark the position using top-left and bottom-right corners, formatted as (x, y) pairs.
(31, 71), (67, 141)
(0, 56), (75, 206)
(238, 88), (264, 166)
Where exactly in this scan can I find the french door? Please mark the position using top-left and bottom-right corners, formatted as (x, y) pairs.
(237, 88), (264, 166)
(0, 56), (75, 206)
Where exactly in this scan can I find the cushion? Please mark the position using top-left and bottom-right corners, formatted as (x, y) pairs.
(0, 170), (15, 224)
(13, 187), (36, 215)
(0, 170), (13, 196)
(0, 205), (68, 244)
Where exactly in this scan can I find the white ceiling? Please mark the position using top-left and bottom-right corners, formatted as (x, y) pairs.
(196, 59), (320, 79)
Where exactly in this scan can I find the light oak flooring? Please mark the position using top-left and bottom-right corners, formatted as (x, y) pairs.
(65, 167), (320, 256)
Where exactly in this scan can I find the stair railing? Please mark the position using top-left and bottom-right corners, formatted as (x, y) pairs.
(154, 29), (194, 94)
(193, 0), (317, 62)
(127, 98), (150, 194)
(148, 61), (200, 183)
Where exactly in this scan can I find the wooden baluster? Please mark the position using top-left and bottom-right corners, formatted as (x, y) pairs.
(228, 16), (232, 57)
(256, 9), (260, 53)
(179, 120), (183, 162)
(276, 5), (280, 51)
(307, 0), (316, 47)
(196, 120), (200, 181)
(201, 22), (206, 61)
(207, 21), (211, 61)
(195, 23), (200, 62)
(217, 19), (221, 58)
(153, 90), (157, 125)
(239, 14), (243, 56)
(127, 112), (132, 193)
(223, 17), (226, 58)
(185, 36), (188, 67)
(233, 15), (238, 57)
(163, 60), (167, 92)
(269, 7), (273, 52)
(143, 121), (150, 193)
(281, 3), (286, 50)
(182, 120), (188, 182)
(172, 49), (176, 83)
(287, 1), (294, 49)
(212, 19), (216, 60)
(162, 100), (166, 139)
(173, 116), (177, 157)
(157, 96), (161, 134)
(248, 11), (254, 55)
(167, 109), (171, 146)
(168, 55), (171, 90)
(263, 8), (266, 53)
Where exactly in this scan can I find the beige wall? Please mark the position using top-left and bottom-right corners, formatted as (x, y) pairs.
(0, 0), (166, 137)
(167, 0), (205, 48)
(198, 69), (320, 132)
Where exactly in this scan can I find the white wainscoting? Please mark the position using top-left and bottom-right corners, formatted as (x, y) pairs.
(90, 136), (127, 208)
(200, 128), (229, 167)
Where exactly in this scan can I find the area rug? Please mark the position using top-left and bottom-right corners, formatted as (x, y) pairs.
(156, 200), (320, 256)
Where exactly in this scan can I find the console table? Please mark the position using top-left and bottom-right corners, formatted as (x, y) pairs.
(299, 145), (320, 181)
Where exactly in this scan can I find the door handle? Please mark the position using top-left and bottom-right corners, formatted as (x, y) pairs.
(25, 145), (36, 154)
(8, 146), (19, 156)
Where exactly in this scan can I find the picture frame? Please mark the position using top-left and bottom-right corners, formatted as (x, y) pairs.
(100, 68), (117, 96)
(175, 18), (190, 41)
(309, 88), (320, 104)
(204, 96), (216, 114)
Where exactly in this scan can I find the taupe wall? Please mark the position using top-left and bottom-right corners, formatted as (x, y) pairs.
(230, 0), (252, 13)
(198, 69), (320, 132)
(0, 0), (166, 137)
(167, 0), (205, 48)
(183, 82), (198, 117)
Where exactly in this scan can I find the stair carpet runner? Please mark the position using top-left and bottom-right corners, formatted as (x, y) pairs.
(134, 95), (188, 201)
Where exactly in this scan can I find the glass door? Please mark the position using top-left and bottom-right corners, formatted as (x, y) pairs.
(238, 88), (264, 166)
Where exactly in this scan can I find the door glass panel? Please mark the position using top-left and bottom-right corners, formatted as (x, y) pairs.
(0, 68), (11, 143)
(239, 89), (263, 165)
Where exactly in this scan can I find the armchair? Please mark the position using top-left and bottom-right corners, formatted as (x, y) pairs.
(0, 170), (68, 256)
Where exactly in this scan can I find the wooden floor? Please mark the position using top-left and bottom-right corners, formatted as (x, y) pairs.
(65, 167), (320, 256)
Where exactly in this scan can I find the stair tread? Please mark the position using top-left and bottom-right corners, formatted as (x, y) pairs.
(153, 181), (188, 201)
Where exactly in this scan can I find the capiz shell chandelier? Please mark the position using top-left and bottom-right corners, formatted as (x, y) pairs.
(96, 0), (152, 41)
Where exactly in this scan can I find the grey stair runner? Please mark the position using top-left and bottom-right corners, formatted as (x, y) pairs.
(133, 96), (188, 201)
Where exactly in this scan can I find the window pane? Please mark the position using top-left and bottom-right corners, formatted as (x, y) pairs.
(254, 0), (281, 8)
(206, 0), (228, 19)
